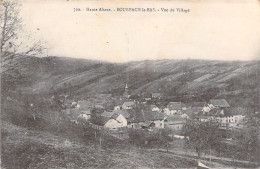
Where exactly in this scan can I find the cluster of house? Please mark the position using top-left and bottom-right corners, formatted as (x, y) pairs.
(60, 85), (247, 133)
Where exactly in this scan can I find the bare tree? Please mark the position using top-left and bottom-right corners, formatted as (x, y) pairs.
(0, 0), (46, 83)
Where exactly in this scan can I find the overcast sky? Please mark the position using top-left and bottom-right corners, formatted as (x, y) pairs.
(20, 0), (260, 63)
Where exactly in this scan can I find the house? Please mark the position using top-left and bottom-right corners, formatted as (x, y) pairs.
(209, 99), (230, 108)
(78, 100), (94, 110)
(140, 121), (155, 129)
(90, 116), (109, 130)
(94, 104), (105, 109)
(104, 114), (128, 129)
(144, 110), (165, 128)
(142, 92), (152, 100)
(192, 102), (207, 109)
(180, 113), (189, 118)
(191, 102), (207, 108)
(152, 93), (163, 99)
(61, 108), (82, 123)
(101, 111), (114, 118)
(150, 104), (160, 112)
(127, 110), (165, 129)
(164, 102), (187, 115)
(122, 101), (135, 109)
(71, 102), (80, 108)
(186, 107), (203, 119)
(77, 110), (91, 125)
(214, 108), (246, 125)
(80, 110), (91, 120)
(164, 115), (186, 131)
(114, 106), (121, 110)
(113, 109), (132, 119)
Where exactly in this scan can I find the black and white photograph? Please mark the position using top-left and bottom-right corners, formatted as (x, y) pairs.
(1, 0), (260, 168)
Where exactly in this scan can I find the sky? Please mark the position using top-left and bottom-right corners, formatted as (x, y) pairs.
(20, 0), (260, 63)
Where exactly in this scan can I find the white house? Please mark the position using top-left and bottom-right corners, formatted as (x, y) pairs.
(150, 105), (160, 112)
(114, 106), (121, 110)
(80, 110), (91, 120)
(104, 114), (128, 129)
(214, 108), (246, 125)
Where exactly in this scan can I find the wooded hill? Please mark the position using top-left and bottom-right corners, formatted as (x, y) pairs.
(8, 56), (260, 111)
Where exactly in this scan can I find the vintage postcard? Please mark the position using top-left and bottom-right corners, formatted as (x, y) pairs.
(1, 0), (259, 168)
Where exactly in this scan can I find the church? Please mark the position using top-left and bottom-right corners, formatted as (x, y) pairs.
(123, 84), (129, 98)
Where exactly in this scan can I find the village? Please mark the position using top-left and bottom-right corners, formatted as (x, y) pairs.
(58, 84), (249, 141)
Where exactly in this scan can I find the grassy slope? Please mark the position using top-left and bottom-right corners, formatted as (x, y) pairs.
(1, 121), (200, 169)
(3, 121), (257, 169)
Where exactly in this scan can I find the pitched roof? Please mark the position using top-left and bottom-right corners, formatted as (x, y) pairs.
(92, 116), (110, 126)
(127, 110), (164, 123)
(140, 121), (154, 127)
(186, 107), (203, 114)
(223, 108), (246, 116)
(122, 101), (135, 107)
(78, 100), (93, 110)
(144, 110), (164, 121)
(215, 109), (225, 117)
(81, 110), (91, 115)
(150, 104), (159, 110)
(167, 102), (186, 110)
(209, 99), (230, 108)
(101, 111), (114, 118)
(113, 109), (131, 119)
(166, 115), (186, 125)
(208, 108), (246, 117)
(192, 102), (206, 108)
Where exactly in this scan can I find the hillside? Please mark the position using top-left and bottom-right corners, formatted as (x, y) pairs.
(3, 120), (258, 169)
(1, 121), (200, 168)
(13, 56), (260, 109)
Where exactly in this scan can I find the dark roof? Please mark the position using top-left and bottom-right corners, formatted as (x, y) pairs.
(167, 102), (186, 110)
(101, 111), (114, 118)
(127, 110), (164, 123)
(166, 115), (186, 125)
(113, 109), (131, 119)
(215, 109), (225, 117)
(223, 108), (246, 116)
(192, 102), (206, 108)
(209, 108), (246, 117)
(92, 116), (110, 126)
(140, 121), (154, 127)
(144, 110), (164, 121)
(186, 107), (203, 114)
(210, 99), (230, 108)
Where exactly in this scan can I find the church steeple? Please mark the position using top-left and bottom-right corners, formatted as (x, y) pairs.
(123, 83), (129, 98)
